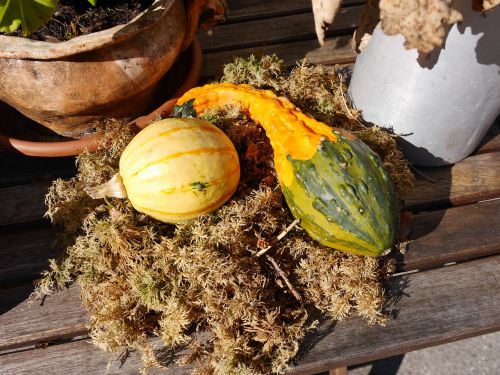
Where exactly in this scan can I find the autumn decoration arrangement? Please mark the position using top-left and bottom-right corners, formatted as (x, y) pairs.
(37, 56), (414, 374)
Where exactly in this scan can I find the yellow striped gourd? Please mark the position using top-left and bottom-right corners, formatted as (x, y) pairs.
(87, 118), (240, 223)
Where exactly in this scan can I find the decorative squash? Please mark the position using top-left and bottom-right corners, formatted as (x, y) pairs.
(86, 118), (240, 223)
(174, 83), (399, 256)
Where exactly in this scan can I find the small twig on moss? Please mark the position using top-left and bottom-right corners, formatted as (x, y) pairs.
(265, 255), (302, 302)
(256, 219), (300, 257)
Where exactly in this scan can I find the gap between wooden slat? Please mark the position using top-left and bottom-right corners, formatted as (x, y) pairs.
(0, 284), (88, 352)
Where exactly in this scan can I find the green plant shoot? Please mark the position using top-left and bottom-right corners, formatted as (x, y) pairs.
(0, 0), (97, 36)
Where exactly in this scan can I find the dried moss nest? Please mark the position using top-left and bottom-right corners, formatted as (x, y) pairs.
(37, 56), (414, 375)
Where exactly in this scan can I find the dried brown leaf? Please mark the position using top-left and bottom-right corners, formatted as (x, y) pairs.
(379, 0), (463, 53)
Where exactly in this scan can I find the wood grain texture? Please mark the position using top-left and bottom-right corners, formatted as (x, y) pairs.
(0, 338), (188, 375)
(198, 6), (362, 53)
(403, 152), (500, 211)
(202, 35), (356, 78)
(0, 182), (51, 226)
(0, 225), (57, 285)
(1, 200), (499, 352)
(401, 199), (500, 271)
(0, 153), (75, 188)
(0, 284), (87, 352)
(2, 256), (499, 374)
(226, 0), (365, 22)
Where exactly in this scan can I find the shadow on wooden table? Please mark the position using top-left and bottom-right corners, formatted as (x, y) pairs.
(394, 139), (454, 272)
(0, 224), (60, 315)
(294, 275), (411, 373)
(384, 276), (410, 320)
(348, 353), (405, 375)
(0, 284), (36, 316)
(295, 314), (338, 363)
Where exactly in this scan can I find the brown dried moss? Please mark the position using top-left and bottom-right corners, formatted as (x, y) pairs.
(36, 56), (413, 374)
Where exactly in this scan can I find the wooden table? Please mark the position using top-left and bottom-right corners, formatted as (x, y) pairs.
(1, 1), (500, 374)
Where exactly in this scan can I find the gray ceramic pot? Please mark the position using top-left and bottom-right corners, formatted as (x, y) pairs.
(349, 0), (500, 166)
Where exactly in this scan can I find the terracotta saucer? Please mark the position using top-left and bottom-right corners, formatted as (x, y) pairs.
(0, 37), (202, 157)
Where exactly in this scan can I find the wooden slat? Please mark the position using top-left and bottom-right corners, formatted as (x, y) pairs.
(225, 0), (365, 22)
(0, 225), (57, 285)
(401, 199), (500, 271)
(2, 150), (497, 228)
(1, 199), (499, 352)
(0, 284), (87, 352)
(198, 6), (362, 53)
(0, 182), (50, 226)
(0, 338), (183, 375)
(226, 0), (312, 22)
(404, 151), (500, 211)
(201, 35), (356, 78)
(0, 153), (75, 188)
(2, 256), (500, 374)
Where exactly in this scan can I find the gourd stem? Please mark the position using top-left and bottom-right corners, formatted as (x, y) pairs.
(85, 173), (128, 199)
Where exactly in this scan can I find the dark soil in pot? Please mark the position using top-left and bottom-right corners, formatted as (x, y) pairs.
(4, 0), (154, 42)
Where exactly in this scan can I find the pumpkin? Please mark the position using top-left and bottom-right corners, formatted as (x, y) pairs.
(174, 83), (399, 256)
(86, 118), (240, 223)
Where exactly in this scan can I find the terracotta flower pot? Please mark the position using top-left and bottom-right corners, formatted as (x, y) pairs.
(0, 37), (202, 157)
(0, 0), (190, 138)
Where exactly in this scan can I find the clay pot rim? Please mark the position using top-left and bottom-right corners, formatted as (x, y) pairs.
(0, 0), (176, 60)
(0, 37), (202, 158)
